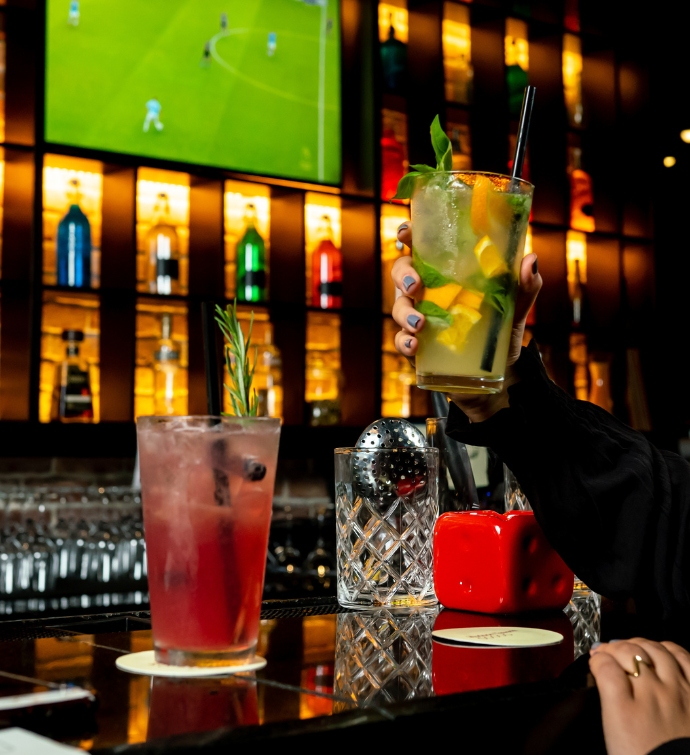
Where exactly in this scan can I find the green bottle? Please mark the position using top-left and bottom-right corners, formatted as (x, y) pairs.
(236, 204), (267, 303)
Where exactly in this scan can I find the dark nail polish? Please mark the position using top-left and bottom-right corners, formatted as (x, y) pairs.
(590, 642), (602, 650)
(407, 314), (421, 329)
(404, 338), (412, 349)
(610, 639), (622, 643)
(532, 258), (538, 275)
(395, 240), (405, 251)
(398, 223), (409, 232)
(403, 275), (415, 291)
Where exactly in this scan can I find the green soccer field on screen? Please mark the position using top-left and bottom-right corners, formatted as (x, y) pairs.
(45, 0), (342, 184)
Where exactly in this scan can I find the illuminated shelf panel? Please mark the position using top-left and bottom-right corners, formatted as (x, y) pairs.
(381, 317), (415, 418)
(39, 291), (100, 424)
(305, 311), (341, 427)
(381, 202), (410, 315)
(379, 1), (408, 44)
(224, 180), (270, 302)
(222, 307), (282, 419)
(136, 168), (190, 297)
(563, 33), (583, 128)
(134, 299), (188, 420)
(443, 1), (472, 106)
(446, 112), (472, 171)
(305, 193), (341, 309)
(505, 17), (529, 119)
(0, 22), (4, 143)
(0, 148), (4, 276)
(42, 155), (103, 289)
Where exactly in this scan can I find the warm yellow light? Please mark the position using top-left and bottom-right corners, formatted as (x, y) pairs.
(566, 230), (587, 298)
(663, 156), (677, 168)
(680, 130), (690, 144)
(379, 2), (408, 44)
(562, 34), (583, 126)
(505, 18), (529, 71)
(523, 224), (533, 259)
(443, 2), (472, 104)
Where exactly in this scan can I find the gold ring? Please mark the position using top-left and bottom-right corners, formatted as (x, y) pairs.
(629, 654), (654, 678)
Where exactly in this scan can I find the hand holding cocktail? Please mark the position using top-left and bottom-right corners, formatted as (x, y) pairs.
(390, 242), (541, 423)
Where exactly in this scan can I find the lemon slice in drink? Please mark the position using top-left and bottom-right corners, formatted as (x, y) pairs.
(437, 304), (482, 352)
(474, 235), (508, 278)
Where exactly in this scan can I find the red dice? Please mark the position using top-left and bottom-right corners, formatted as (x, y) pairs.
(433, 510), (574, 614)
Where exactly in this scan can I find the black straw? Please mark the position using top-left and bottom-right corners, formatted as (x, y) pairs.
(201, 301), (221, 416)
(511, 85), (536, 181)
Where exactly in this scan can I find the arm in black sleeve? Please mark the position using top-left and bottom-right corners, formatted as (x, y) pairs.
(445, 340), (690, 621)
(648, 740), (690, 755)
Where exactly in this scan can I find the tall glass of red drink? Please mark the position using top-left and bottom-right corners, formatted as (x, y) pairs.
(137, 416), (281, 667)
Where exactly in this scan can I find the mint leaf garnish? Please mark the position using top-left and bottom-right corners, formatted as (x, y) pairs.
(412, 248), (454, 288)
(416, 300), (453, 328)
(466, 272), (515, 319)
(393, 171), (423, 200)
(430, 115), (453, 172)
(409, 164), (435, 173)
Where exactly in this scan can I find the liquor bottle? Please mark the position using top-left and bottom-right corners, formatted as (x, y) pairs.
(146, 193), (180, 295)
(58, 330), (93, 423)
(506, 59), (529, 118)
(568, 147), (595, 232)
(311, 215), (342, 309)
(380, 127), (406, 202)
(56, 179), (92, 288)
(380, 15), (407, 95)
(569, 259), (589, 401)
(235, 203), (267, 303)
(153, 313), (182, 416)
(254, 329), (283, 419)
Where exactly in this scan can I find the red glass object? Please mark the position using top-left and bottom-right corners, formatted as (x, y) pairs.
(311, 216), (342, 309)
(381, 127), (406, 202)
(432, 609), (574, 696)
(147, 677), (259, 740)
(433, 510), (574, 614)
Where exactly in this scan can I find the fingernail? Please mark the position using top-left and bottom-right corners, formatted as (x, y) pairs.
(404, 338), (412, 349)
(403, 275), (415, 291)
(407, 314), (421, 329)
(398, 223), (409, 232)
(590, 642), (602, 651)
(532, 257), (538, 275)
(396, 240), (405, 251)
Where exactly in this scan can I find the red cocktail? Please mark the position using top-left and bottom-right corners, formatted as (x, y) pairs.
(137, 416), (281, 666)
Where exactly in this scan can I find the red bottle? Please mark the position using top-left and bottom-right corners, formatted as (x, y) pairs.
(381, 127), (406, 202)
(311, 215), (342, 309)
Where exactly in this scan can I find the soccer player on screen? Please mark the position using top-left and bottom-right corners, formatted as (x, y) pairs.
(220, 12), (228, 30)
(200, 41), (211, 68)
(267, 32), (277, 57)
(143, 99), (164, 133)
(67, 0), (80, 26)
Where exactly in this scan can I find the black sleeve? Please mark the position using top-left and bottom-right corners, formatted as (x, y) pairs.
(445, 340), (690, 620)
(648, 740), (690, 755)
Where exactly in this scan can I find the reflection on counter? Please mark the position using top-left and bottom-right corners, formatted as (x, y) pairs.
(134, 299), (188, 419)
(136, 168), (190, 296)
(224, 180), (270, 302)
(39, 291), (100, 424)
(43, 156), (103, 289)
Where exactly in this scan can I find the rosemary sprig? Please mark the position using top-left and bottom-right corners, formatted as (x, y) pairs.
(214, 301), (259, 417)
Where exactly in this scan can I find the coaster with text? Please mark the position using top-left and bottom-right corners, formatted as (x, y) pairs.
(116, 651), (267, 677)
(432, 626), (564, 648)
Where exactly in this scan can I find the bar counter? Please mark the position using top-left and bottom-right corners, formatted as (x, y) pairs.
(0, 594), (639, 754)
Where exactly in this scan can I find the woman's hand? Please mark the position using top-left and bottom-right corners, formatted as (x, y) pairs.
(589, 639), (690, 755)
(391, 222), (542, 423)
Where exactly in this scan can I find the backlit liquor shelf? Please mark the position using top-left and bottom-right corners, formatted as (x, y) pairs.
(0, 0), (657, 450)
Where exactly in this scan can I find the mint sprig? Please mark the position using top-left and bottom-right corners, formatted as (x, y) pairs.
(392, 115), (453, 200)
(412, 248), (453, 289)
(416, 300), (453, 328)
(215, 300), (259, 417)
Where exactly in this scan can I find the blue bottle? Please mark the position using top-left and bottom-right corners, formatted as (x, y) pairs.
(57, 179), (92, 288)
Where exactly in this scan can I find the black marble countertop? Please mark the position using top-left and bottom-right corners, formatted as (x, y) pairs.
(0, 596), (627, 754)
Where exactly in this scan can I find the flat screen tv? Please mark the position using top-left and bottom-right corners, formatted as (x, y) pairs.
(45, 0), (341, 184)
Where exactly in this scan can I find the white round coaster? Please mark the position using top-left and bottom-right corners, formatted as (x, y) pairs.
(432, 626), (563, 648)
(116, 651), (267, 677)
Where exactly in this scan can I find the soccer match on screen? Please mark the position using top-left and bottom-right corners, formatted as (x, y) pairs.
(45, 0), (342, 184)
